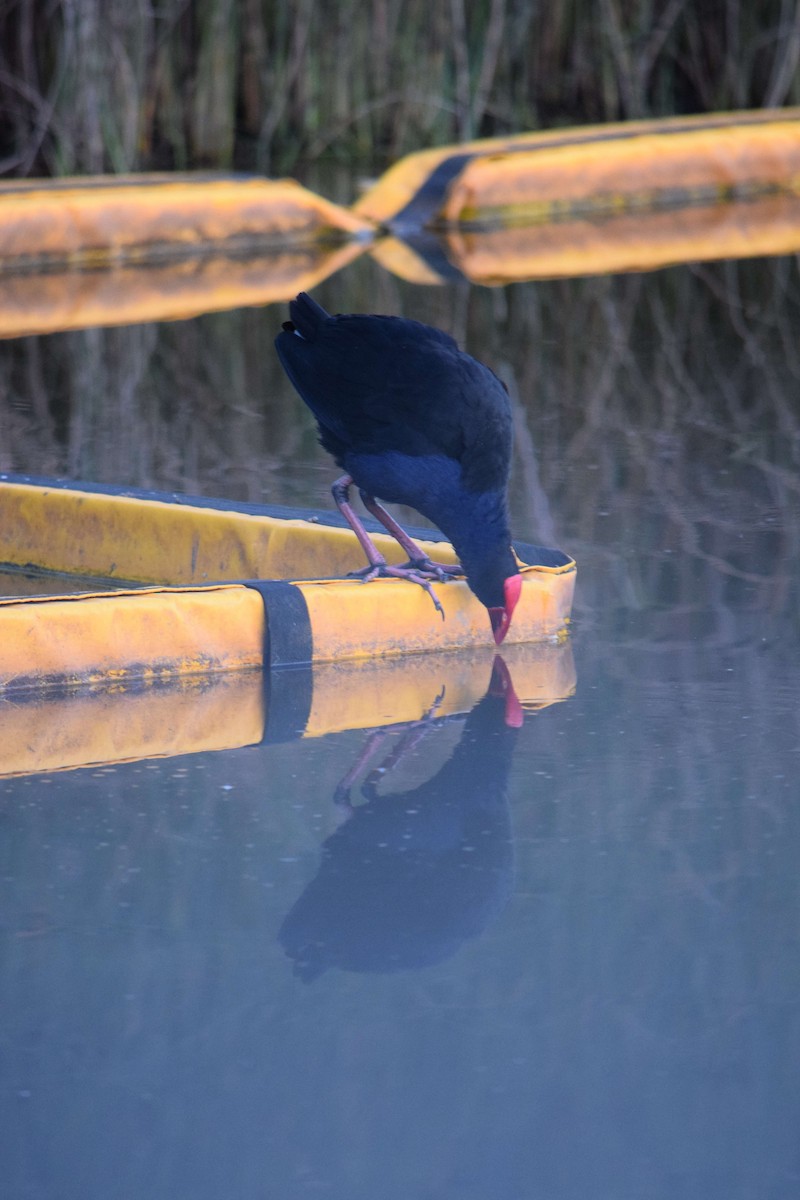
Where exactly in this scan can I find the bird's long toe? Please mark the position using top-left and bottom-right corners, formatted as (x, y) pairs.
(382, 564), (446, 618)
(347, 563), (384, 582)
(403, 557), (464, 581)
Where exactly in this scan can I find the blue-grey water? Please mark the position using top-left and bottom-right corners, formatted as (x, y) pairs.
(1, 252), (799, 1198)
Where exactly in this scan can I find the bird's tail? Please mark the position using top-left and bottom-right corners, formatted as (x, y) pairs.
(283, 292), (330, 340)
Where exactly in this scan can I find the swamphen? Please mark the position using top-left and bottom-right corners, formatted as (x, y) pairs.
(275, 292), (522, 644)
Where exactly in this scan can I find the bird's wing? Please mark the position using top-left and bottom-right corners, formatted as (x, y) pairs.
(277, 313), (512, 491)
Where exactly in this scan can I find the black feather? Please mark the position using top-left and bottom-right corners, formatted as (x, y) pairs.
(275, 293), (519, 610)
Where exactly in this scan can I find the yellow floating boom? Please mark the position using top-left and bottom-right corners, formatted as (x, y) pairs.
(1, 111), (798, 334)
(0, 174), (373, 271)
(0, 477), (575, 688)
(354, 108), (800, 229)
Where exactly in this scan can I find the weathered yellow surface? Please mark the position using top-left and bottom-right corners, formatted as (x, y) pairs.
(354, 109), (800, 227)
(297, 560), (575, 662)
(441, 123), (800, 225)
(0, 585), (265, 690)
(2, 112), (798, 328)
(0, 561), (574, 690)
(0, 480), (433, 583)
(0, 481), (575, 687)
(0, 174), (373, 269)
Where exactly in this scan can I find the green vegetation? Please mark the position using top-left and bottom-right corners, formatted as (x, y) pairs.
(1, 0), (799, 177)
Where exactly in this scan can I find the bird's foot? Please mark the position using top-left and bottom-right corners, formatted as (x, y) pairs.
(347, 560), (445, 619)
(349, 558), (461, 583)
(401, 556), (464, 582)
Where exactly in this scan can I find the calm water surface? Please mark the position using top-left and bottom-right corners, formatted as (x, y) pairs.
(1, 252), (799, 1198)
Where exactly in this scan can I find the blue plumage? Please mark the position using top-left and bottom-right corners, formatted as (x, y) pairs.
(275, 293), (522, 640)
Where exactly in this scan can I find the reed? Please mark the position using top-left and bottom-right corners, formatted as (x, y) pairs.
(1, 1), (798, 177)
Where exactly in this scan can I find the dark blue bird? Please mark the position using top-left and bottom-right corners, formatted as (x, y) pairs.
(275, 292), (522, 644)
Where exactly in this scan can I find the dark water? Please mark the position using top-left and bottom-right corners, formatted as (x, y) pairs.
(1, 252), (799, 1198)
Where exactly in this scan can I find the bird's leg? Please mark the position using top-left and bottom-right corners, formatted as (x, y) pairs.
(331, 475), (387, 570)
(331, 475), (445, 618)
(358, 490), (464, 580)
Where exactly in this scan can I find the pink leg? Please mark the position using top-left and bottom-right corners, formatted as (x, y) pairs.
(331, 475), (446, 617)
(331, 475), (386, 568)
(358, 491), (463, 579)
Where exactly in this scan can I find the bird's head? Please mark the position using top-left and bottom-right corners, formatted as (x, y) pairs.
(462, 544), (522, 645)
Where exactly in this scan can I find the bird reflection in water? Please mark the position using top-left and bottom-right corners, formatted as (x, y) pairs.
(279, 657), (524, 981)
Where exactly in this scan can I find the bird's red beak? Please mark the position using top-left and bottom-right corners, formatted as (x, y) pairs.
(488, 574), (523, 645)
